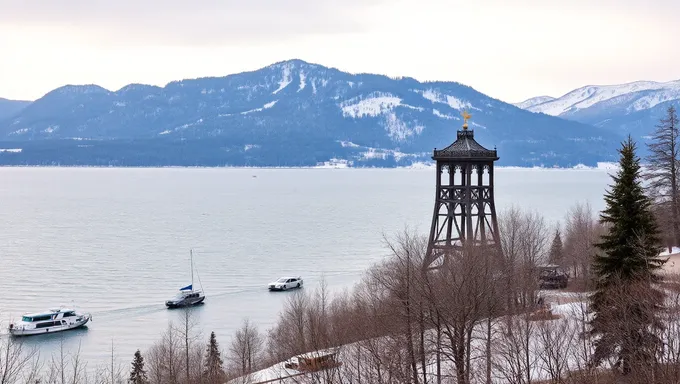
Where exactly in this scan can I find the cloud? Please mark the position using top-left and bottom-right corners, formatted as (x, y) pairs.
(0, 0), (386, 46)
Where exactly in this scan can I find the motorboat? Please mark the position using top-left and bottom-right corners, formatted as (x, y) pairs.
(9, 308), (91, 336)
(166, 249), (206, 308)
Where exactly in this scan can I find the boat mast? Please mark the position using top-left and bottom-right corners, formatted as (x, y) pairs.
(190, 249), (194, 292)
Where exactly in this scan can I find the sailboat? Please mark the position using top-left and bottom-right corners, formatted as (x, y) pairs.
(165, 249), (205, 309)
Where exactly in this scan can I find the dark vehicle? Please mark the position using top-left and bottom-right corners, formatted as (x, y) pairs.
(538, 264), (569, 289)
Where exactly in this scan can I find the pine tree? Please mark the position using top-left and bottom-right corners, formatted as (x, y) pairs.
(548, 228), (564, 265)
(204, 331), (225, 384)
(589, 136), (666, 375)
(128, 349), (148, 384)
(645, 104), (680, 246)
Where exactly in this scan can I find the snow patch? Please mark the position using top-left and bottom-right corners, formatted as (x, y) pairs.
(0, 148), (22, 153)
(10, 128), (28, 135)
(339, 141), (360, 148)
(298, 71), (306, 92)
(43, 125), (59, 133)
(244, 144), (260, 151)
(272, 64), (293, 94)
(219, 100), (278, 117)
(340, 94), (402, 118)
(173, 118), (204, 131)
(432, 109), (456, 119)
(311, 80), (317, 94)
(114, 101), (126, 107)
(414, 89), (477, 111)
(382, 113), (424, 142)
(315, 158), (353, 168)
(628, 87), (680, 112)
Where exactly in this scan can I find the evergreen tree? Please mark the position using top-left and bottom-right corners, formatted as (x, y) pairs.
(589, 136), (666, 375)
(548, 228), (564, 265)
(204, 331), (225, 383)
(645, 104), (680, 246)
(128, 349), (148, 384)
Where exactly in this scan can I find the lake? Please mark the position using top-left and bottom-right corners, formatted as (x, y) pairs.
(0, 167), (612, 367)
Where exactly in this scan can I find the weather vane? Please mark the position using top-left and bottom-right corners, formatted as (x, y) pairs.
(461, 110), (471, 129)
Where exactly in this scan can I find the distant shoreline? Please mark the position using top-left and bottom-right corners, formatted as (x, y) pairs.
(0, 163), (620, 170)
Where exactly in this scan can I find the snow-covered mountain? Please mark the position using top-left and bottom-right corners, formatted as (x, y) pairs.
(515, 79), (680, 140)
(0, 59), (620, 167)
(0, 98), (31, 120)
(513, 96), (555, 110)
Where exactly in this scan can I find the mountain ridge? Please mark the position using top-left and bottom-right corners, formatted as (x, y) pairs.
(514, 79), (680, 141)
(0, 59), (620, 167)
(0, 98), (32, 121)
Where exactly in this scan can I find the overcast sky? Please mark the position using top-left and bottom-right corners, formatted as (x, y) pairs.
(1, 0), (678, 102)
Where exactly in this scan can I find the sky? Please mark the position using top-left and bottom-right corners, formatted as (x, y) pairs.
(1, 0), (679, 103)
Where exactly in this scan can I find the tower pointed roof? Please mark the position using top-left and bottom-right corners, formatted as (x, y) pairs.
(432, 111), (498, 160)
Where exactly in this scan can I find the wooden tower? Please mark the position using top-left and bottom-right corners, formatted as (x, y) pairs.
(424, 111), (501, 269)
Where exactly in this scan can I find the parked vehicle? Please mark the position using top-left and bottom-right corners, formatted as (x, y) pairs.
(268, 276), (303, 291)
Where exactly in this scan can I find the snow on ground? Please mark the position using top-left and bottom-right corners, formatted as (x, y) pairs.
(234, 293), (594, 384)
(0, 148), (22, 153)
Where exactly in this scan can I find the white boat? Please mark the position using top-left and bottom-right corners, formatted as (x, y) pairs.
(8, 308), (92, 336)
(166, 249), (205, 308)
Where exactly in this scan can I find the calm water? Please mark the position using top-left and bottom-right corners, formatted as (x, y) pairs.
(0, 167), (611, 366)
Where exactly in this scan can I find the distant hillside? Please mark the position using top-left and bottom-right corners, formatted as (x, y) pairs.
(0, 59), (621, 167)
(0, 98), (31, 120)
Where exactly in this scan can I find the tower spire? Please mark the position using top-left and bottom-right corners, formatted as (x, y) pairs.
(461, 110), (472, 130)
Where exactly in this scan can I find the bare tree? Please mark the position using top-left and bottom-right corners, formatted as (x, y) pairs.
(498, 206), (550, 312)
(177, 309), (202, 384)
(563, 201), (604, 286)
(0, 331), (40, 384)
(492, 313), (538, 384)
(146, 324), (182, 384)
(375, 229), (428, 384)
(424, 243), (496, 384)
(535, 315), (578, 383)
(228, 319), (263, 378)
(646, 104), (680, 247)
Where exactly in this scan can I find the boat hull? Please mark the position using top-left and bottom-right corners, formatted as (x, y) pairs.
(9, 316), (90, 337)
(165, 296), (205, 309)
